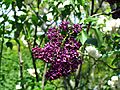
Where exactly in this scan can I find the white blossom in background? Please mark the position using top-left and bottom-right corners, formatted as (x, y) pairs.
(21, 36), (28, 47)
(97, 15), (107, 25)
(16, 83), (22, 90)
(93, 86), (98, 90)
(47, 13), (53, 21)
(56, 0), (70, 8)
(37, 27), (45, 36)
(111, 76), (119, 81)
(107, 75), (120, 89)
(70, 80), (75, 88)
(108, 80), (115, 87)
(27, 68), (40, 77)
(24, 0), (33, 4)
(86, 46), (102, 59)
(102, 19), (120, 33)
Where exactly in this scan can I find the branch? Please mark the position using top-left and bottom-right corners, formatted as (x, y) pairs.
(95, 60), (120, 70)
(65, 76), (73, 90)
(74, 64), (82, 89)
(91, 0), (94, 16)
(74, 46), (85, 89)
(31, 0), (42, 82)
(63, 78), (68, 90)
(33, 0), (40, 47)
(29, 4), (43, 22)
(23, 26), (39, 82)
(92, 8), (120, 17)
(13, 3), (24, 88)
(28, 3), (55, 31)
(41, 63), (47, 90)
(78, 63), (96, 89)
(86, 0), (95, 34)
(0, 23), (5, 75)
(17, 41), (24, 89)
(94, 0), (104, 14)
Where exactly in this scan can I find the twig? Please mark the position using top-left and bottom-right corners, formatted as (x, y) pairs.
(74, 46), (85, 89)
(78, 62), (96, 89)
(24, 27), (39, 82)
(91, 0), (94, 16)
(42, 63), (47, 90)
(12, 3), (24, 89)
(33, 0), (40, 47)
(63, 78), (68, 90)
(29, 4), (43, 22)
(95, 60), (120, 70)
(92, 8), (120, 17)
(65, 76), (73, 90)
(94, 0), (104, 14)
(86, 0), (95, 34)
(12, 3), (25, 89)
(89, 54), (120, 70)
(17, 41), (24, 89)
(0, 23), (5, 75)
(28, 3), (55, 31)
(74, 64), (82, 89)
(31, 0), (41, 82)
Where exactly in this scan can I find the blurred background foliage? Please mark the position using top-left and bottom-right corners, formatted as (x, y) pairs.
(0, 0), (120, 90)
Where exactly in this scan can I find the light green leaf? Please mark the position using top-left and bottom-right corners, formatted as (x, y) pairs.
(77, 30), (87, 45)
(77, 0), (85, 6)
(94, 28), (103, 47)
(84, 16), (98, 24)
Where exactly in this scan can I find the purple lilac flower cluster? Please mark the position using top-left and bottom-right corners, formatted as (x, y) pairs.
(32, 21), (82, 80)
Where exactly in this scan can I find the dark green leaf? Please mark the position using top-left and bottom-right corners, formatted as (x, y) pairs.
(85, 38), (98, 46)
(6, 42), (13, 49)
(112, 58), (120, 65)
(43, 15), (47, 22)
(16, 0), (22, 10)
(14, 23), (23, 38)
(3, 0), (12, 9)
(31, 14), (38, 25)
(19, 15), (27, 22)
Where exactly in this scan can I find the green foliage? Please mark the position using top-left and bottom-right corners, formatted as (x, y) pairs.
(0, 0), (120, 90)
(76, 30), (88, 45)
(6, 41), (13, 49)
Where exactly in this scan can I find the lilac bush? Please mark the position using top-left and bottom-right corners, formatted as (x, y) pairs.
(32, 21), (82, 80)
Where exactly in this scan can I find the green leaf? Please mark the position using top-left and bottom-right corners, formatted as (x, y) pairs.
(6, 42), (13, 49)
(16, 0), (22, 10)
(19, 15), (27, 22)
(43, 15), (47, 22)
(31, 14), (38, 25)
(56, 1), (63, 7)
(14, 23), (23, 38)
(112, 58), (120, 65)
(3, 0), (12, 9)
(94, 28), (103, 47)
(77, 30), (87, 45)
(84, 16), (98, 24)
(85, 38), (98, 46)
(77, 0), (85, 6)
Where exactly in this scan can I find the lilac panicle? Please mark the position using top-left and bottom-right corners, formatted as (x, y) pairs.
(32, 21), (82, 80)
